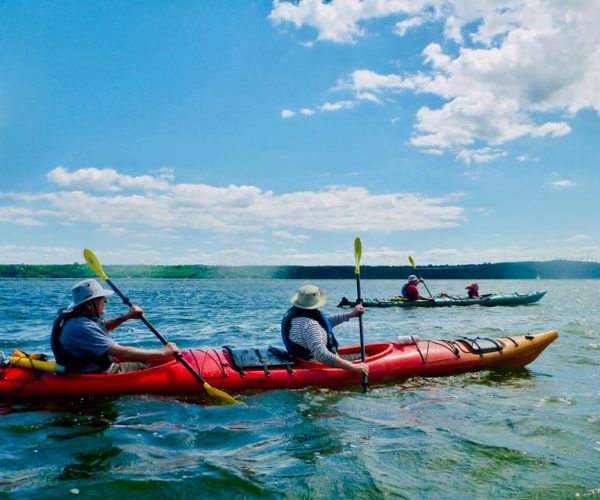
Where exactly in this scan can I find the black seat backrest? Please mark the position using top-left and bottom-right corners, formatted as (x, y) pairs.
(223, 346), (295, 378)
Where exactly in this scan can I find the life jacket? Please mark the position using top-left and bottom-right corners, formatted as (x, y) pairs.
(50, 308), (112, 373)
(400, 283), (418, 300)
(281, 307), (338, 359)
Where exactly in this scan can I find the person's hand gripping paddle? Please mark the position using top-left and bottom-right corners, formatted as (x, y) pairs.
(83, 248), (239, 405)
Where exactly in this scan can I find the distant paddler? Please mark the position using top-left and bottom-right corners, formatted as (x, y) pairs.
(404, 255), (434, 300)
(400, 275), (434, 301)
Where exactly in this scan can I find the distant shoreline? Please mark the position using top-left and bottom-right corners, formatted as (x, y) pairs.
(1, 260), (599, 279)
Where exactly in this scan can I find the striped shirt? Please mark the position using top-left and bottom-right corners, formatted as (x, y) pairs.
(288, 313), (350, 366)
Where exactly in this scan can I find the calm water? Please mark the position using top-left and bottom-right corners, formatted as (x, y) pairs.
(0, 279), (598, 499)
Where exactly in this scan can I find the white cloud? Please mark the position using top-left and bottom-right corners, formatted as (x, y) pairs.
(350, 69), (413, 93)
(394, 15), (426, 37)
(273, 231), (310, 241)
(269, 0), (437, 44)
(281, 101), (356, 118)
(564, 234), (588, 242)
(47, 166), (171, 192)
(0, 206), (44, 226)
(551, 179), (576, 190)
(271, 0), (600, 163)
(0, 244), (82, 264)
(319, 100), (354, 112)
(1, 167), (466, 233)
(3, 241), (600, 266)
(456, 147), (507, 165)
(418, 244), (600, 265)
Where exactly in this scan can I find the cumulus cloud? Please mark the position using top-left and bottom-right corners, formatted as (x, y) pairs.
(319, 100), (354, 112)
(47, 166), (172, 191)
(281, 101), (354, 118)
(270, 0), (600, 163)
(0, 245), (84, 264)
(272, 230), (310, 241)
(551, 179), (576, 190)
(456, 147), (507, 165)
(1, 167), (466, 233)
(270, 0), (436, 43)
(0, 206), (44, 226)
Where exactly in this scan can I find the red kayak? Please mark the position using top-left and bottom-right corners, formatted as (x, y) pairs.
(0, 330), (558, 398)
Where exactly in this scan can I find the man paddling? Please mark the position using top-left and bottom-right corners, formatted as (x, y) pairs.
(51, 278), (178, 373)
(465, 283), (480, 298)
(281, 284), (368, 376)
(401, 275), (434, 301)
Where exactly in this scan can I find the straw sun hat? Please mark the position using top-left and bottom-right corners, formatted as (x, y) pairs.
(66, 278), (114, 311)
(290, 284), (327, 310)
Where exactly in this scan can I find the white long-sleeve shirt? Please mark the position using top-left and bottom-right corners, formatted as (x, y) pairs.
(288, 313), (350, 366)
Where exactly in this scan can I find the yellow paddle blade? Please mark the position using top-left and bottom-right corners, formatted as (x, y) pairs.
(204, 382), (239, 405)
(354, 237), (362, 275)
(83, 248), (108, 280)
(408, 255), (416, 269)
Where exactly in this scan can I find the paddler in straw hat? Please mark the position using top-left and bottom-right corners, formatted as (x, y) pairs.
(281, 284), (368, 376)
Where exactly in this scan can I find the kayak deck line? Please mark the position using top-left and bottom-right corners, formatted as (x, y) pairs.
(0, 331), (558, 398)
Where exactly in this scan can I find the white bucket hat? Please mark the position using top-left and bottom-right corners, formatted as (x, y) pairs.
(408, 275), (419, 284)
(290, 284), (327, 310)
(66, 278), (114, 311)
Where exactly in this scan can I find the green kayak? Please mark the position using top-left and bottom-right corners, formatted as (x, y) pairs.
(337, 291), (547, 308)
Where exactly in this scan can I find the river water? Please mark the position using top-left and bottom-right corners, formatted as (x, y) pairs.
(0, 279), (598, 498)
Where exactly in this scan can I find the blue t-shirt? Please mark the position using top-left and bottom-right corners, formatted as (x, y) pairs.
(60, 316), (115, 373)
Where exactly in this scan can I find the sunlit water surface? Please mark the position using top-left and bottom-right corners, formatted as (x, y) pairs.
(0, 279), (598, 498)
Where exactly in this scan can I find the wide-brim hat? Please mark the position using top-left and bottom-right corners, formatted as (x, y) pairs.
(290, 284), (327, 310)
(66, 278), (114, 311)
(408, 275), (419, 284)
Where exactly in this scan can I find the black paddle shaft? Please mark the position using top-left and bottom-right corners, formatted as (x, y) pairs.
(355, 274), (369, 392)
(413, 270), (433, 298)
(105, 278), (209, 386)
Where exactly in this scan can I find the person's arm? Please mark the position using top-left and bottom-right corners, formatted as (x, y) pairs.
(333, 355), (369, 375)
(302, 322), (338, 366)
(104, 305), (144, 332)
(107, 342), (178, 362)
(328, 304), (365, 327)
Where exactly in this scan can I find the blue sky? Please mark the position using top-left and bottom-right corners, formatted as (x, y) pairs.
(1, 0), (599, 266)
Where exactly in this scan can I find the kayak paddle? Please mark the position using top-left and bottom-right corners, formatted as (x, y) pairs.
(83, 248), (239, 405)
(408, 255), (433, 298)
(354, 237), (368, 392)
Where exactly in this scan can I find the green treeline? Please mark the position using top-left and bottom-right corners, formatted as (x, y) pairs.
(1, 260), (599, 279)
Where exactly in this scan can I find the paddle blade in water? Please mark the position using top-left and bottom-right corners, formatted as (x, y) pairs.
(204, 382), (239, 405)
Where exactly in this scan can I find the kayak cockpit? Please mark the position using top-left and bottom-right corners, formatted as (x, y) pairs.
(221, 342), (394, 376)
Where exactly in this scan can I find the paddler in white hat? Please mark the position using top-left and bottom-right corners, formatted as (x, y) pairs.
(51, 278), (178, 373)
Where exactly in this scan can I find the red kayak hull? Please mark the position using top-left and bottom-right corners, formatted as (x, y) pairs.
(0, 331), (558, 398)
